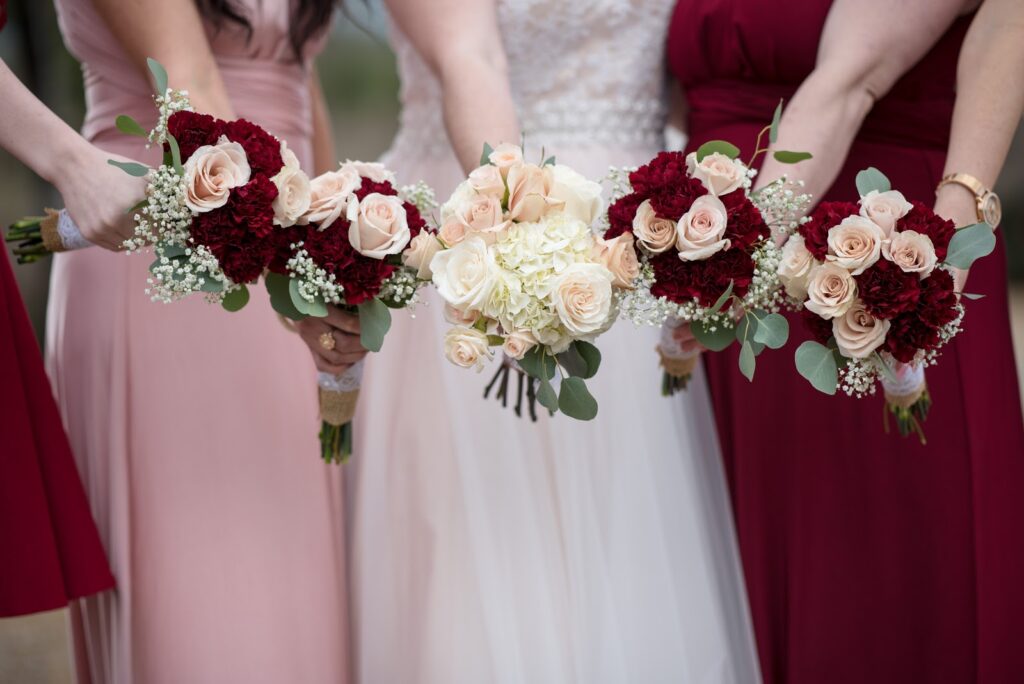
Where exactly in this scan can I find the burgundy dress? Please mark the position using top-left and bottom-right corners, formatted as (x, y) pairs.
(668, 2), (1024, 682)
(1, 0), (114, 616)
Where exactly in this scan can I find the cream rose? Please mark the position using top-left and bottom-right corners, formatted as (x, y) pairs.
(676, 194), (731, 261)
(506, 163), (557, 223)
(686, 151), (746, 196)
(832, 300), (891, 359)
(347, 193), (411, 259)
(271, 144), (311, 227)
(884, 229), (937, 278)
(439, 218), (469, 247)
(549, 164), (603, 225)
(778, 234), (817, 300)
(804, 263), (858, 319)
(502, 329), (537, 360)
(488, 143), (524, 176)
(858, 189), (913, 237)
(339, 160), (395, 184)
(402, 231), (442, 280)
(468, 164), (506, 198)
(444, 303), (480, 326)
(303, 167), (362, 230)
(431, 237), (498, 312)
(551, 262), (614, 336)
(592, 232), (640, 289)
(455, 194), (510, 241)
(444, 326), (493, 372)
(825, 215), (885, 275)
(182, 137), (251, 213)
(632, 199), (677, 253)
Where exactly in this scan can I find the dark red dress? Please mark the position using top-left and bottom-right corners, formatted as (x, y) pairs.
(1, 0), (114, 617)
(668, 2), (1024, 682)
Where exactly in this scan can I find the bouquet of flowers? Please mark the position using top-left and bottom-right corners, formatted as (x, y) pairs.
(782, 167), (996, 439)
(267, 161), (436, 462)
(431, 143), (628, 421)
(603, 126), (812, 393)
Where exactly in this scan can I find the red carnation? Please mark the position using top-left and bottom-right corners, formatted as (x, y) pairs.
(896, 202), (955, 260)
(629, 151), (690, 196)
(799, 202), (860, 261)
(801, 307), (834, 345)
(190, 176), (278, 284)
(721, 190), (770, 250)
(167, 111), (223, 161)
(302, 224), (395, 306)
(855, 258), (921, 319)
(650, 248), (754, 308)
(355, 179), (398, 199)
(268, 225), (304, 275)
(916, 268), (960, 328)
(886, 313), (941, 363)
(222, 119), (283, 177)
(605, 193), (644, 240)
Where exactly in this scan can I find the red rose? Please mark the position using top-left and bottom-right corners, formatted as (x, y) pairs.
(650, 247), (754, 308)
(605, 193), (644, 240)
(222, 119), (284, 177)
(799, 201), (860, 261)
(855, 258), (921, 319)
(801, 307), (834, 345)
(886, 313), (941, 363)
(189, 176), (278, 284)
(916, 268), (960, 328)
(896, 201), (956, 260)
(302, 223), (395, 306)
(167, 111), (223, 161)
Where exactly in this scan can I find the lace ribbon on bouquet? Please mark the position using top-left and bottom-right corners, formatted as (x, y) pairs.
(318, 360), (364, 428)
(41, 209), (93, 252)
(880, 361), (927, 409)
(657, 317), (701, 394)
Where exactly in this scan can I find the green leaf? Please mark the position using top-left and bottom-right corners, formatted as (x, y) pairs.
(519, 346), (557, 381)
(480, 142), (495, 167)
(357, 298), (392, 353)
(167, 134), (184, 176)
(556, 346), (588, 378)
(543, 156), (557, 167)
(127, 198), (148, 214)
(795, 340), (839, 395)
(558, 377), (599, 421)
(574, 341), (601, 378)
(289, 278), (328, 318)
(537, 376), (558, 413)
(752, 312), (790, 350)
(147, 57), (168, 96)
(734, 314), (765, 355)
(960, 292), (986, 301)
(773, 150), (813, 164)
(199, 276), (225, 293)
(160, 244), (187, 258)
(221, 284), (250, 312)
(944, 223), (996, 270)
(855, 167), (891, 196)
(108, 160), (150, 177)
(266, 272), (306, 321)
(692, 318), (736, 352)
(695, 140), (741, 162)
(116, 115), (148, 138)
(738, 341), (756, 382)
(709, 281), (734, 316)
(769, 99), (783, 144)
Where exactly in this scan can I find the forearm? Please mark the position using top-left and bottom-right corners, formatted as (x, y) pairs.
(309, 67), (336, 175)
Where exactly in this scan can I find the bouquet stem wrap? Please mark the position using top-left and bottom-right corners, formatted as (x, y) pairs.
(317, 360), (364, 463)
(657, 318), (701, 396)
(6, 209), (92, 263)
(880, 361), (931, 443)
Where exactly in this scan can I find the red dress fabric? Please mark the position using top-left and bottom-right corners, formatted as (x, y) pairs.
(668, 2), (1024, 682)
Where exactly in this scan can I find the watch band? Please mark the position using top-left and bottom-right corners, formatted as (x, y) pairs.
(937, 172), (988, 198)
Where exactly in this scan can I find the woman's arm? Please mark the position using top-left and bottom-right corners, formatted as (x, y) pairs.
(383, 0), (519, 172)
(90, 0), (234, 119)
(755, 0), (969, 197)
(0, 60), (146, 249)
(309, 65), (336, 176)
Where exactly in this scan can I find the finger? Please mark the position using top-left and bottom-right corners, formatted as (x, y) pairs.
(333, 351), (367, 365)
(315, 359), (351, 376)
(680, 340), (705, 355)
(324, 307), (361, 335)
(331, 332), (366, 354)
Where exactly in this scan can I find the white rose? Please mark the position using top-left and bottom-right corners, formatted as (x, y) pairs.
(271, 144), (311, 227)
(339, 160), (395, 184)
(347, 193), (411, 259)
(440, 180), (477, 224)
(883, 229), (937, 278)
(402, 231), (442, 280)
(303, 166), (362, 230)
(778, 234), (816, 300)
(548, 164), (603, 226)
(468, 164), (506, 198)
(805, 263), (858, 319)
(182, 136), (251, 213)
(444, 326), (493, 372)
(832, 300), (890, 359)
(488, 143), (524, 177)
(506, 163), (558, 223)
(502, 329), (537, 360)
(858, 189), (913, 237)
(551, 262), (614, 336)
(632, 199), (677, 253)
(826, 215), (885, 275)
(431, 237), (498, 312)
(676, 194), (731, 260)
(686, 151), (746, 196)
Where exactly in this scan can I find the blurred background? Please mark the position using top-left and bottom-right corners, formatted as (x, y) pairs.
(1, 1), (1022, 681)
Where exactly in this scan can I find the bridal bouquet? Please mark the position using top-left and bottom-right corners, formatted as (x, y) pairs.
(603, 133), (811, 394)
(432, 144), (626, 421)
(784, 168), (996, 439)
(268, 162), (437, 462)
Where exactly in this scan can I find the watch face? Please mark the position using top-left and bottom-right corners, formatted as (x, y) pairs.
(982, 193), (1002, 228)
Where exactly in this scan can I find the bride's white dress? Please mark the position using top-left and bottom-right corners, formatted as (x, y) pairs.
(349, 1), (761, 682)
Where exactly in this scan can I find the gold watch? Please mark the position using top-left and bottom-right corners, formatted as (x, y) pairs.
(936, 173), (1001, 229)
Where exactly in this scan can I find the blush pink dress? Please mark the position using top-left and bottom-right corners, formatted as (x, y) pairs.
(48, 2), (350, 683)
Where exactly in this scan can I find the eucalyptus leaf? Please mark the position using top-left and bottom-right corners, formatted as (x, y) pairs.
(147, 57), (168, 96)
(537, 376), (558, 413)
(795, 340), (839, 395)
(161, 244), (187, 258)
(480, 142), (495, 167)
(519, 346), (556, 381)
(773, 150), (813, 164)
(357, 298), (392, 353)
(221, 284), (250, 312)
(543, 156), (557, 167)
(199, 276), (225, 294)
(116, 115), (148, 138)
(769, 99), (783, 144)
(709, 281), (734, 316)
(693, 318), (736, 352)
(556, 346), (589, 378)
(266, 272), (306, 321)
(574, 341), (601, 379)
(944, 223), (996, 270)
(752, 312), (789, 350)
(695, 140), (741, 162)
(127, 198), (148, 214)
(855, 167), (891, 197)
(289, 278), (328, 318)
(108, 160), (150, 177)
(738, 341), (756, 382)
(734, 315), (765, 355)
(167, 135), (184, 176)
(558, 377), (599, 421)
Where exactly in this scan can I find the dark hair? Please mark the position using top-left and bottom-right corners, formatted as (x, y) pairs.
(196, 0), (339, 61)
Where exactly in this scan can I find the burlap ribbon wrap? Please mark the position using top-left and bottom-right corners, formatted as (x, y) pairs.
(39, 208), (92, 252)
(657, 317), (701, 379)
(317, 361), (364, 427)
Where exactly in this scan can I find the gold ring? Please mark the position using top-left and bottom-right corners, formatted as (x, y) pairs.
(319, 332), (336, 351)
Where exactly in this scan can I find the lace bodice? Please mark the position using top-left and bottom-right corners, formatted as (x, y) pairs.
(389, 0), (675, 157)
